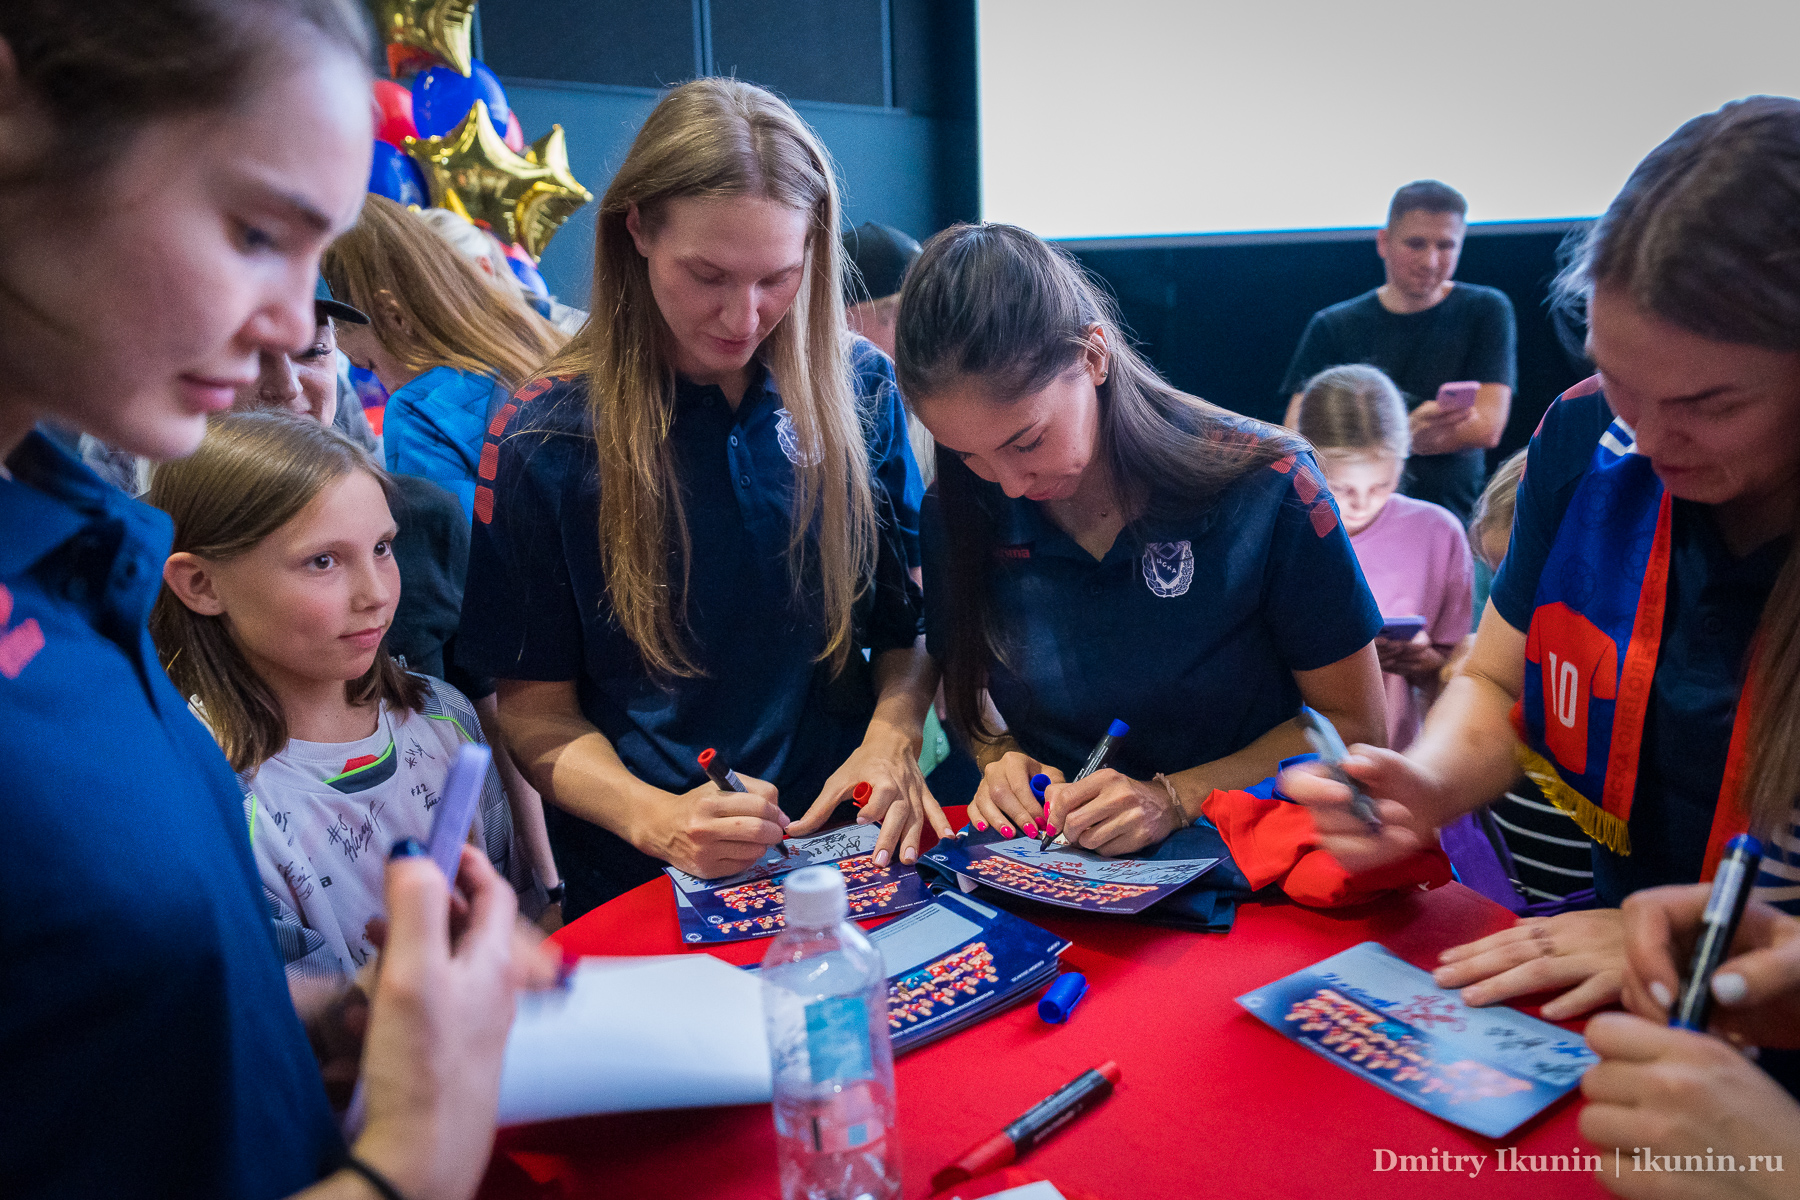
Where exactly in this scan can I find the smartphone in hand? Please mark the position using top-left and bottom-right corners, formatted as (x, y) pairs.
(1436, 380), (1480, 412)
(1378, 615), (1427, 641)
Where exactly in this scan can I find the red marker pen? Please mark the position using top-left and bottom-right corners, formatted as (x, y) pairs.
(930, 1061), (1120, 1191)
(697, 748), (746, 792)
(852, 781), (872, 807)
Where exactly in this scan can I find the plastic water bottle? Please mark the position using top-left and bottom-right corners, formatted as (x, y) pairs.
(761, 865), (902, 1200)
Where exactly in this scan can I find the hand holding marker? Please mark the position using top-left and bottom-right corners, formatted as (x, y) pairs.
(1039, 719), (1130, 849)
(1672, 833), (1763, 1032)
(697, 747), (746, 792)
(1296, 705), (1381, 832)
(344, 743), (492, 1139)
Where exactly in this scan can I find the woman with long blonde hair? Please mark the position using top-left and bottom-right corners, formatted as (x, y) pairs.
(324, 193), (566, 519)
(457, 78), (938, 918)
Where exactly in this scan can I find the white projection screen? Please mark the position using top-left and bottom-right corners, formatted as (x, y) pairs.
(978, 0), (1800, 241)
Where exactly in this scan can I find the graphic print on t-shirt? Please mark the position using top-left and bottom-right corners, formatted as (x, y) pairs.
(249, 697), (487, 975)
(1524, 602), (1619, 776)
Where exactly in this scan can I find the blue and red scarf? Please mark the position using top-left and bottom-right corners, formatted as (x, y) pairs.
(1511, 383), (1754, 880)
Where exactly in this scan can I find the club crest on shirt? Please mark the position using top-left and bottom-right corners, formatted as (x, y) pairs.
(773, 408), (821, 466)
(1141, 540), (1194, 598)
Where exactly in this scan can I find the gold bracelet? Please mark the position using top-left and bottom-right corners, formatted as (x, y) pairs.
(1154, 773), (1189, 831)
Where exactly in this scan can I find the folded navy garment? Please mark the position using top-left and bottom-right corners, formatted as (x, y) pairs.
(917, 817), (1254, 933)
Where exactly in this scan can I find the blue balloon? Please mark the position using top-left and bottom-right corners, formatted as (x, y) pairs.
(368, 140), (428, 207)
(412, 62), (509, 139)
(470, 61), (511, 133)
(507, 253), (549, 300)
(411, 66), (472, 138)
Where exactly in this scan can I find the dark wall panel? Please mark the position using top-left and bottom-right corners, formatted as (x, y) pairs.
(1073, 230), (1592, 468)
(481, 0), (698, 89)
(709, 0), (887, 106)
(892, 0), (975, 117)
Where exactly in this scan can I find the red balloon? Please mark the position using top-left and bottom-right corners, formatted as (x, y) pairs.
(372, 79), (417, 147)
(504, 110), (525, 154)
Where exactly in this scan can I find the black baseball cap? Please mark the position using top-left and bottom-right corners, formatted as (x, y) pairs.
(315, 276), (369, 325)
(841, 222), (922, 304)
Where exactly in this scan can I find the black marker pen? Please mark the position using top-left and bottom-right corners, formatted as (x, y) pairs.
(1671, 833), (1763, 1032)
(698, 747), (746, 792)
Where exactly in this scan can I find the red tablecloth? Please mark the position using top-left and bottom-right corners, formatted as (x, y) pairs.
(480, 815), (1610, 1200)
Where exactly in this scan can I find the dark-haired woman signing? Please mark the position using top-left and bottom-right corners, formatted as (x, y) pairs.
(896, 224), (1387, 854)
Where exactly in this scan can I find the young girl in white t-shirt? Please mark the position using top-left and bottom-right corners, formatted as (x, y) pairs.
(149, 411), (541, 980)
(1297, 364), (1475, 750)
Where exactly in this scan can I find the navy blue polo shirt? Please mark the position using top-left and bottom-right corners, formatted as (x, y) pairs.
(921, 451), (1382, 780)
(458, 338), (924, 915)
(1492, 389), (1791, 907)
(0, 433), (341, 1197)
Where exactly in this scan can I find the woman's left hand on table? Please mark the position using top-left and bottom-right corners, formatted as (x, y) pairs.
(1049, 769), (1183, 857)
(789, 722), (951, 867)
(1433, 908), (1626, 1020)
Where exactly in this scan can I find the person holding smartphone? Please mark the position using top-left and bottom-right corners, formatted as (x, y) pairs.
(1294, 364), (1474, 751)
(1279, 180), (1517, 522)
(0, 2), (553, 1197)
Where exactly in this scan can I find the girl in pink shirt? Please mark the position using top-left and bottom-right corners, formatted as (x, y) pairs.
(1298, 365), (1474, 750)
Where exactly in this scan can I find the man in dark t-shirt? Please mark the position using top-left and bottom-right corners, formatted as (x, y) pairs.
(1281, 180), (1517, 520)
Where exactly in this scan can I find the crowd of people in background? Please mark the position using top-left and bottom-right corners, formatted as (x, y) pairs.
(4, 2), (1800, 1199)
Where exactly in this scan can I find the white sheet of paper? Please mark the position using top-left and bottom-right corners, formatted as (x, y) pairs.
(495, 955), (772, 1126)
(956, 1183), (1066, 1200)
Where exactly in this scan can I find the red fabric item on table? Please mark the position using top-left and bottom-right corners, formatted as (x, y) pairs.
(1200, 785), (1454, 904)
(478, 808), (1606, 1200)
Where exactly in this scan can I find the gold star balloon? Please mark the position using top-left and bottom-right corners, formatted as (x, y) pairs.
(404, 101), (594, 260)
(373, 0), (476, 77)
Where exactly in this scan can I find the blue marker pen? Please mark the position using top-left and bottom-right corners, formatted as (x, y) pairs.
(1671, 833), (1764, 1032)
(1296, 705), (1381, 831)
(1040, 720), (1129, 849)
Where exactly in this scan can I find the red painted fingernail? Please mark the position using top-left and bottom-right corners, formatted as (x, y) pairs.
(974, 821), (988, 832)
(1000, 825), (1015, 838)
(852, 781), (871, 807)
(1045, 824), (1057, 838)
(1023, 822), (1039, 838)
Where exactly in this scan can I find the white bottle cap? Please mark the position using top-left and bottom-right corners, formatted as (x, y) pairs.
(783, 865), (848, 927)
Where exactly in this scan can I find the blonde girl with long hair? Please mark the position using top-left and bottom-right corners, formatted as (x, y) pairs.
(150, 412), (542, 978)
(457, 78), (940, 919)
(324, 193), (566, 519)
(1296, 363), (1475, 752)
